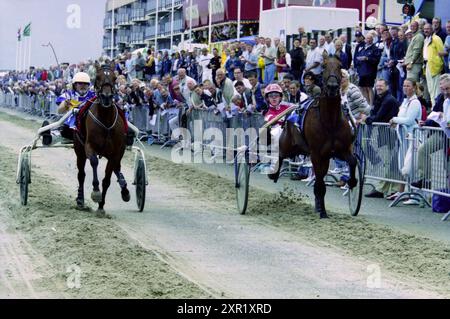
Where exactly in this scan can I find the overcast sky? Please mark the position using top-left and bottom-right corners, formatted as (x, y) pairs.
(0, 0), (106, 70)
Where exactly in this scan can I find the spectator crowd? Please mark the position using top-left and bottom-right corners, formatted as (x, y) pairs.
(1, 17), (449, 205)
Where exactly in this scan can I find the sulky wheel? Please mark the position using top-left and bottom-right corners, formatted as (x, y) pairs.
(349, 157), (364, 216)
(135, 158), (146, 212)
(235, 159), (250, 215)
(19, 154), (31, 206)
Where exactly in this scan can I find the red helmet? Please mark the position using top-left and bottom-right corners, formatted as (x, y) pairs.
(264, 83), (283, 98)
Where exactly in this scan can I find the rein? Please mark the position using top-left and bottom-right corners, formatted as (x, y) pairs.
(88, 101), (119, 131)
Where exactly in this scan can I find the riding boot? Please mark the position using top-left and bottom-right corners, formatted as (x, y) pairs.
(43, 131), (73, 146)
(41, 120), (52, 146)
(126, 128), (136, 146)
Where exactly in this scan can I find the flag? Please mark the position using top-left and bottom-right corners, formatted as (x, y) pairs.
(17, 28), (21, 41)
(23, 23), (31, 37)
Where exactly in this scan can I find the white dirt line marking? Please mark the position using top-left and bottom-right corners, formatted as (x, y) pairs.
(116, 222), (222, 298)
(0, 233), (38, 298)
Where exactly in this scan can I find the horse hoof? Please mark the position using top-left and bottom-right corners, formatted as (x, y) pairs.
(96, 209), (106, 217)
(121, 189), (130, 202)
(76, 203), (90, 212)
(348, 179), (358, 189)
(91, 191), (102, 203)
(320, 213), (329, 219)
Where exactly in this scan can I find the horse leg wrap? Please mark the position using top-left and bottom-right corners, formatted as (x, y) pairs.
(89, 155), (100, 189)
(118, 175), (127, 189)
(115, 171), (127, 189)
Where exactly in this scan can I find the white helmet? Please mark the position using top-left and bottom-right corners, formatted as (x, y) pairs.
(72, 72), (90, 84)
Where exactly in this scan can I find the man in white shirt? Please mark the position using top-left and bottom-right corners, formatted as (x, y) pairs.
(176, 68), (197, 104)
(324, 33), (336, 56)
(232, 68), (252, 94)
(305, 38), (323, 77)
(198, 48), (214, 83)
(317, 36), (327, 56)
(253, 37), (265, 57)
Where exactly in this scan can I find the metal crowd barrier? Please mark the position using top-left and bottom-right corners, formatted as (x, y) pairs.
(186, 109), (267, 162)
(0, 91), (16, 108)
(360, 123), (450, 220)
(360, 123), (407, 186)
(0, 91), (58, 120)
(412, 127), (450, 221)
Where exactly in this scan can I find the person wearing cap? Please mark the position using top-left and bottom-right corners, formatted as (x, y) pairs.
(353, 31), (365, 63)
(403, 21), (424, 83)
(40, 72), (96, 146)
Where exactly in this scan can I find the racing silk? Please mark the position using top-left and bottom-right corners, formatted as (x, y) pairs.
(264, 102), (292, 126)
(56, 90), (96, 129)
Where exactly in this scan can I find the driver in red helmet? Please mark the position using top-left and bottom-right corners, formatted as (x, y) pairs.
(261, 83), (292, 174)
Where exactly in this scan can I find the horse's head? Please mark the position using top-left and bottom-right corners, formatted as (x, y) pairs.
(94, 61), (116, 107)
(322, 55), (342, 97)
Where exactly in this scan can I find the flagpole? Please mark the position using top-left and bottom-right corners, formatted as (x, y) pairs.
(23, 36), (27, 71)
(15, 36), (19, 71)
(259, 0), (263, 37)
(111, 0), (115, 60)
(189, 0), (192, 41)
(237, 0), (241, 41)
(28, 32), (32, 69)
(208, 0), (212, 46)
(284, 0), (289, 45)
(362, 0), (366, 33)
(18, 37), (22, 71)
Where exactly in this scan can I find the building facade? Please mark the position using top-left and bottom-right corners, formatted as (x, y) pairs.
(103, 0), (184, 56)
(102, 0), (271, 56)
(103, 0), (447, 56)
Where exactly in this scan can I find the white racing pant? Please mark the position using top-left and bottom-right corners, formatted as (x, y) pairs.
(267, 125), (282, 173)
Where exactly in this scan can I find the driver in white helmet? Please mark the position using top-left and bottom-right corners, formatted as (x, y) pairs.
(41, 72), (96, 145)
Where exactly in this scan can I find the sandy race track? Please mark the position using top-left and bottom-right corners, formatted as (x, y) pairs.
(0, 108), (449, 299)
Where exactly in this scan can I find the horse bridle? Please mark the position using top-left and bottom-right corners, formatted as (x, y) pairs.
(323, 73), (341, 87)
(96, 66), (116, 108)
(87, 65), (119, 133)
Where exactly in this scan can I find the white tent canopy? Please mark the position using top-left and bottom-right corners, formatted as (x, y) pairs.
(132, 48), (147, 56)
(259, 6), (359, 40)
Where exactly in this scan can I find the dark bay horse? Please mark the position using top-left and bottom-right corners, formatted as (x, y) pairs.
(269, 56), (358, 219)
(74, 61), (130, 215)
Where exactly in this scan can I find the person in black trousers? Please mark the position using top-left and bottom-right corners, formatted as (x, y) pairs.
(290, 38), (305, 82)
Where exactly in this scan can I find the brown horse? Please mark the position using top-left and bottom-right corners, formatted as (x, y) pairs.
(269, 56), (357, 219)
(74, 61), (130, 214)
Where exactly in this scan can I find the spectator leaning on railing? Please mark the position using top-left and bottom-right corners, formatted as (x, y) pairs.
(411, 74), (450, 189)
(386, 78), (423, 202)
(362, 79), (401, 199)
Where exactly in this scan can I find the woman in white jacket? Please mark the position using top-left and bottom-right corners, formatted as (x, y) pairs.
(387, 78), (423, 203)
(390, 79), (422, 133)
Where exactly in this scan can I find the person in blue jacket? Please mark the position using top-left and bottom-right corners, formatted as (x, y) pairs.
(354, 32), (381, 106)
